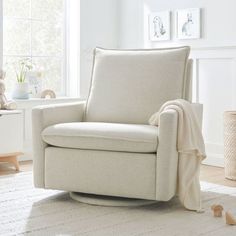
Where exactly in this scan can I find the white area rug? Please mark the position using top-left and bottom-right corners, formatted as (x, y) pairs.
(0, 172), (236, 236)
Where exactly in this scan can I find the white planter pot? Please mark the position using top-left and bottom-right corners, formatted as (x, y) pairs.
(12, 82), (29, 99)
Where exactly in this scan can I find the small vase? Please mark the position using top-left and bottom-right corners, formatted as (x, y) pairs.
(12, 82), (29, 99)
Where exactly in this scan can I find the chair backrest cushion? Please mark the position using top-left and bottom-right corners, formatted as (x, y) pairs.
(85, 47), (190, 124)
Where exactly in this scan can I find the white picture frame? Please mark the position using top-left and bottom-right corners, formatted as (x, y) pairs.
(176, 8), (201, 39)
(149, 11), (170, 41)
(26, 71), (43, 98)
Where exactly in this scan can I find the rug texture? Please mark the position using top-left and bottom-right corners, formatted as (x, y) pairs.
(0, 172), (236, 236)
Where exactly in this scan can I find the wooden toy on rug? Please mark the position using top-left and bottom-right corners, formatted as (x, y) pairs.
(0, 70), (17, 110)
(211, 204), (224, 217)
(226, 212), (236, 225)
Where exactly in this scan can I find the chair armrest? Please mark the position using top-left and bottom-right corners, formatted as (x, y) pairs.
(32, 101), (86, 187)
(156, 109), (178, 201)
(155, 102), (203, 201)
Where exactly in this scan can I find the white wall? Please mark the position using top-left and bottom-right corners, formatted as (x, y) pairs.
(80, 0), (119, 98)
(119, 0), (236, 167)
(119, 0), (236, 49)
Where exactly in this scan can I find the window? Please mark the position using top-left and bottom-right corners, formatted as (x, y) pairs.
(3, 0), (66, 95)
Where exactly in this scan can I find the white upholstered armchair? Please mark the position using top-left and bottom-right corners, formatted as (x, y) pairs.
(32, 47), (202, 204)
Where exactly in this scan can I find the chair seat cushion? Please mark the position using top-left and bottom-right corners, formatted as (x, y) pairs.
(42, 122), (158, 153)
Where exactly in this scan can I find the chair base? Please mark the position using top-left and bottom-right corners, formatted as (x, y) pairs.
(69, 192), (156, 207)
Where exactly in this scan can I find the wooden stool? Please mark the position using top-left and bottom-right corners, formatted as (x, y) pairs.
(0, 152), (23, 171)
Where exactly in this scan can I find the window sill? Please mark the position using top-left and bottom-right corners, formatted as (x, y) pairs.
(15, 97), (85, 109)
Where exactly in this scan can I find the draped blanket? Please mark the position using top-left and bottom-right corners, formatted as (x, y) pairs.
(149, 99), (206, 211)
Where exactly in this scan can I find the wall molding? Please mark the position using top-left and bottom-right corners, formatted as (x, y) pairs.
(190, 48), (236, 167)
(202, 154), (224, 167)
(191, 45), (236, 51)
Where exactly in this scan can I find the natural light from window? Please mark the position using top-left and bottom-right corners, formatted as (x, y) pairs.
(3, 0), (65, 95)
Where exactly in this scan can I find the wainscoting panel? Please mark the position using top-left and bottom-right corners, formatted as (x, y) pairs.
(191, 47), (236, 167)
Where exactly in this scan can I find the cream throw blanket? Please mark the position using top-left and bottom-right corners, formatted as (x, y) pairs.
(149, 99), (206, 211)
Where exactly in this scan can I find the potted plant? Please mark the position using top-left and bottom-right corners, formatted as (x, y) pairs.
(12, 58), (33, 99)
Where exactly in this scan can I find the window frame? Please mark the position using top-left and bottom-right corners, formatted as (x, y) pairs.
(65, 0), (80, 97)
(0, 0), (80, 97)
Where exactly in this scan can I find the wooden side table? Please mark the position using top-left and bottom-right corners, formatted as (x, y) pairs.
(0, 152), (23, 171)
(0, 110), (23, 171)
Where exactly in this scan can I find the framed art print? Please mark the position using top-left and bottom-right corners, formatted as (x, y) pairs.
(27, 71), (43, 98)
(149, 11), (170, 41)
(176, 8), (201, 39)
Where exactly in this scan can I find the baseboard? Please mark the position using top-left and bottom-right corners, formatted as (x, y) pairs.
(19, 154), (32, 162)
(202, 154), (224, 167)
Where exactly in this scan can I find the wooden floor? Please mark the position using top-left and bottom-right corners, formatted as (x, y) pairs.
(0, 161), (236, 187)
(0, 161), (32, 176)
(200, 164), (236, 187)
